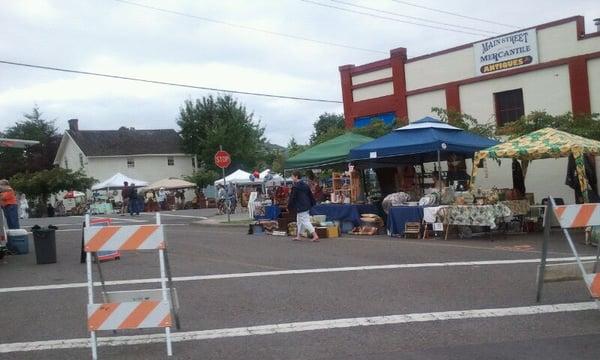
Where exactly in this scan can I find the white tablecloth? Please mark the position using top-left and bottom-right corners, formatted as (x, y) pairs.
(423, 206), (445, 223)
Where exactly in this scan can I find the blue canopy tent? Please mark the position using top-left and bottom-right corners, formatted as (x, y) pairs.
(349, 116), (499, 168)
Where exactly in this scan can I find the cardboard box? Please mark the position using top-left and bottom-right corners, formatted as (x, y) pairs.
(316, 226), (339, 238)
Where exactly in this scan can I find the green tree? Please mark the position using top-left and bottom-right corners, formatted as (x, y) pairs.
(286, 137), (308, 157)
(270, 150), (287, 174)
(431, 107), (497, 139)
(184, 166), (220, 188)
(352, 119), (393, 138)
(0, 106), (61, 178)
(499, 111), (600, 140)
(310, 113), (345, 144)
(10, 168), (96, 216)
(177, 94), (267, 172)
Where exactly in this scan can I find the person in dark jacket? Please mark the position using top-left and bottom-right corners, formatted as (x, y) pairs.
(129, 183), (140, 216)
(288, 171), (319, 242)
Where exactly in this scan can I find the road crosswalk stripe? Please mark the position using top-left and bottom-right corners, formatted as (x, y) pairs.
(0, 301), (596, 353)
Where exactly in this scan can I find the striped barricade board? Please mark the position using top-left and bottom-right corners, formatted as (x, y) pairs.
(84, 225), (165, 252)
(553, 204), (600, 229)
(88, 300), (172, 331)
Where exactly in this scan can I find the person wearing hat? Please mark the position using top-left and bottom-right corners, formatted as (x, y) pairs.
(0, 179), (20, 229)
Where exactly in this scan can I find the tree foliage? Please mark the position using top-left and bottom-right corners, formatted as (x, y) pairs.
(10, 168), (96, 215)
(184, 166), (220, 188)
(177, 94), (267, 172)
(310, 113), (345, 144)
(0, 106), (61, 178)
(286, 137), (308, 158)
(431, 107), (496, 139)
(499, 111), (600, 140)
(353, 119), (393, 139)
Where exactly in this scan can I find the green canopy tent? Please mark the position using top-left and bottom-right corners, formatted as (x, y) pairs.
(285, 133), (374, 170)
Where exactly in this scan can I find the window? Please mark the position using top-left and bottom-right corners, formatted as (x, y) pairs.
(79, 153), (84, 168)
(127, 158), (135, 168)
(494, 89), (524, 127)
(167, 156), (174, 166)
(64, 159), (69, 169)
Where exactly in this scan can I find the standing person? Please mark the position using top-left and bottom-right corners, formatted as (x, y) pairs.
(288, 171), (319, 242)
(0, 180), (19, 229)
(217, 185), (226, 214)
(157, 187), (167, 210)
(129, 183), (139, 216)
(121, 181), (130, 216)
(19, 194), (29, 219)
(226, 183), (237, 213)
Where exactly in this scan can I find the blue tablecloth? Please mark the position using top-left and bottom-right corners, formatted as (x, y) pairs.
(387, 206), (424, 236)
(310, 204), (379, 226)
(255, 205), (281, 220)
(266, 205), (281, 220)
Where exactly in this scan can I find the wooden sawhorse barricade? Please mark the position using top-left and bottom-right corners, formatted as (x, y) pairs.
(536, 198), (600, 309)
(84, 213), (179, 359)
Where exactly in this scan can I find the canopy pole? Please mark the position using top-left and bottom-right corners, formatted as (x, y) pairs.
(437, 150), (442, 192)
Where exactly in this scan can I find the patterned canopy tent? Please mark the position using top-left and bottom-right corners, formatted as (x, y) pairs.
(472, 128), (600, 200)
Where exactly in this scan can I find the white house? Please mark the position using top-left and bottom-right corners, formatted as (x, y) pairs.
(53, 119), (195, 186)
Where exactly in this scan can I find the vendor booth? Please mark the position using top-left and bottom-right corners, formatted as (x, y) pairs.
(349, 117), (500, 237)
(472, 128), (600, 244)
(91, 173), (149, 214)
(472, 127), (600, 203)
(283, 133), (379, 232)
(92, 172), (149, 191)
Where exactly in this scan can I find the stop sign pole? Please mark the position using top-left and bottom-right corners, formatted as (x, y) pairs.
(215, 145), (232, 222)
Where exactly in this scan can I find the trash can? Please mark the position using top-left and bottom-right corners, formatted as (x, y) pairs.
(32, 228), (57, 264)
(7, 229), (29, 255)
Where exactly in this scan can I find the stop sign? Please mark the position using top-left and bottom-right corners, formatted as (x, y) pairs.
(214, 150), (231, 169)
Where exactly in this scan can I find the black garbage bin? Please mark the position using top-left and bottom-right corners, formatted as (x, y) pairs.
(33, 228), (57, 264)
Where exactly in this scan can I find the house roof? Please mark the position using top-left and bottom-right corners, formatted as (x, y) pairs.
(67, 128), (184, 156)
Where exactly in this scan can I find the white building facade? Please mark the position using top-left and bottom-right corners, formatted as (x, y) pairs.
(339, 16), (600, 203)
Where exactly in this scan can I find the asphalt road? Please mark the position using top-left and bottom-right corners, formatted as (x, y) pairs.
(1, 210), (600, 359)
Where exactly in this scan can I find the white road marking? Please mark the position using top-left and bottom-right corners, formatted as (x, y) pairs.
(0, 256), (596, 294)
(0, 301), (596, 353)
(157, 213), (208, 219)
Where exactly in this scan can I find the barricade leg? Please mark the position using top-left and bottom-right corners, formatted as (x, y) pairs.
(159, 249), (172, 356)
(536, 199), (552, 302)
(86, 251), (98, 359)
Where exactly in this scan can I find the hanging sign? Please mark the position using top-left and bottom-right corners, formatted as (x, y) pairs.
(473, 29), (538, 76)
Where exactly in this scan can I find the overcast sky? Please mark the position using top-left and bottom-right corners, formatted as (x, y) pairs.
(0, 0), (598, 146)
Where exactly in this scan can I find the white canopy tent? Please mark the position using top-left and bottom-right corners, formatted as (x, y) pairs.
(259, 169), (289, 185)
(92, 172), (149, 190)
(214, 169), (255, 186)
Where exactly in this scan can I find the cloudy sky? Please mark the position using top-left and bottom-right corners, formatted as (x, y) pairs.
(0, 0), (598, 146)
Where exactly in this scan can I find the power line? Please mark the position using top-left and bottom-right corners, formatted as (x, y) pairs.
(389, 0), (518, 29)
(330, 0), (498, 35)
(0, 60), (343, 104)
(300, 0), (489, 37)
(114, 0), (386, 54)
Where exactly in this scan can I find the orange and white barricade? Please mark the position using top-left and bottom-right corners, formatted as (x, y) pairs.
(536, 198), (600, 308)
(84, 213), (175, 359)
